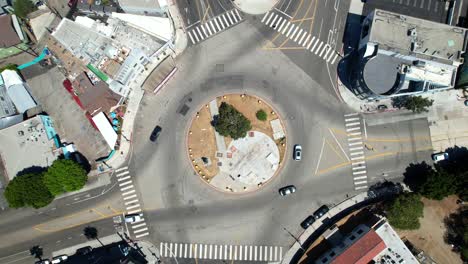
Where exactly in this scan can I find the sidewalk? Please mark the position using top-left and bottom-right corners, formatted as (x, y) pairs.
(103, 1), (187, 170)
(232, 0), (280, 15)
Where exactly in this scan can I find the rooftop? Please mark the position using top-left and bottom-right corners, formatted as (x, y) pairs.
(374, 221), (419, 263)
(0, 15), (22, 48)
(369, 9), (467, 65)
(73, 72), (121, 115)
(0, 115), (59, 180)
(332, 229), (386, 264)
(1, 70), (37, 113)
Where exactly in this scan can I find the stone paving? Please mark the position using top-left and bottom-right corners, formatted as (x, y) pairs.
(211, 131), (279, 192)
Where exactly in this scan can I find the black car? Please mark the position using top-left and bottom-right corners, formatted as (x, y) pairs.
(313, 205), (329, 219)
(76, 246), (93, 255)
(150, 125), (162, 142)
(300, 215), (316, 229)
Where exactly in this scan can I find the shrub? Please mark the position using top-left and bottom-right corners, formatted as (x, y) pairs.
(256, 109), (267, 121)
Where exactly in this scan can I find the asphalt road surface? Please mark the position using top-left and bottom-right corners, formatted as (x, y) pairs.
(0, 1), (437, 263)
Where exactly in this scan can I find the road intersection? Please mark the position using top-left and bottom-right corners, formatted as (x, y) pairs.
(0, 0), (437, 263)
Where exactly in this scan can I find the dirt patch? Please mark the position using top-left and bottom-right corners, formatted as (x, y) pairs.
(398, 196), (462, 264)
(187, 104), (219, 178)
(187, 94), (286, 181)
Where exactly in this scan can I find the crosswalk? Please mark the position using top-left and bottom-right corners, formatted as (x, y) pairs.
(261, 12), (340, 64)
(160, 242), (283, 262)
(187, 9), (243, 45)
(115, 166), (149, 239)
(344, 113), (368, 191)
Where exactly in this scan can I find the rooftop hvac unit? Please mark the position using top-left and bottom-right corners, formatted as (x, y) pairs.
(17, 130), (24, 136)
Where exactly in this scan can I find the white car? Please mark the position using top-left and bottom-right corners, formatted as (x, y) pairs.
(124, 213), (142, 223)
(51, 255), (68, 264)
(432, 152), (448, 162)
(293, 145), (302, 161)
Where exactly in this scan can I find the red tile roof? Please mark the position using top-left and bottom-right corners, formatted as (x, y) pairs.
(332, 229), (386, 264)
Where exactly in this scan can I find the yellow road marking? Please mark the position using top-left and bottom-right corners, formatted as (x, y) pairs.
(92, 208), (107, 218)
(325, 138), (347, 162)
(109, 206), (120, 214)
(279, 0), (313, 48)
(330, 128), (431, 142)
(290, 17), (316, 23)
(201, 5), (211, 23)
(316, 146), (433, 175)
(34, 210), (123, 233)
(309, 0), (318, 35)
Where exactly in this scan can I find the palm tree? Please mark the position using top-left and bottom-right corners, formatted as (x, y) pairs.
(83, 226), (104, 247)
(29, 245), (43, 261)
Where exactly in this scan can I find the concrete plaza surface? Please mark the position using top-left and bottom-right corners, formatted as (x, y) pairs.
(211, 131), (280, 192)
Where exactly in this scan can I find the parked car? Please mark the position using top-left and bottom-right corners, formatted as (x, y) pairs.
(51, 255), (68, 264)
(279, 185), (296, 196)
(35, 260), (51, 264)
(75, 246), (92, 255)
(293, 145), (302, 160)
(150, 125), (162, 142)
(125, 213), (142, 223)
(313, 205), (329, 219)
(432, 152), (448, 162)
(300, 215), (316, 229)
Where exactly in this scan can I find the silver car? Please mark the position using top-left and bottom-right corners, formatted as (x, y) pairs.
(279, 185), (296, 196)
(293, 145), (302, 160)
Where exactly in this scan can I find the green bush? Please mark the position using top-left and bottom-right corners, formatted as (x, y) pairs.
(386, 193), (424, 230)
(4, 173), (54, 209)
(213, 102), (252, 139)
(256, 109), (267, 121)
(43, 159), (88, 196)
(0, 64), (18, 73)
(13, 0), (37, 18)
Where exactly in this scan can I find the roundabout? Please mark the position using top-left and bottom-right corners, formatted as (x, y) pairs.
(187, 94), (287, 193)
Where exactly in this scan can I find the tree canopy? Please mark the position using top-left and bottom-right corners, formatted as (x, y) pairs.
(213, 102), (252, 139)
(385, 193), (424, 230)
(392, 96), (433, 113)
(43, 159), (87, 196)
(13, 0), (37, 18)
(256, 109), (267, 121)
(4, 173), (53, 209)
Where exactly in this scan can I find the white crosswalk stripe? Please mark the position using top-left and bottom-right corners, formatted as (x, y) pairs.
(117, 169), (151, 239)
(260, 12), (340, 64)
(344, 114), (369, 190)
(115, 166), (128, 172)
(159, 243), (284, 261)
(188, 9), (244, 45)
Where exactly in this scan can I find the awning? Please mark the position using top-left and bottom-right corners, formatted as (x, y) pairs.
(92, 112), (117, 149)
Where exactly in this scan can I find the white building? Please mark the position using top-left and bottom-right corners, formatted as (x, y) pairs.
(353, 9), (468, 99)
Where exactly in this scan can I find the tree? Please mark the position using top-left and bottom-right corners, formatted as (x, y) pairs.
(256, 109), (267, 121)
(13, 0), (37, 18)
(83, 226), (104, 247)
(385, 193), (424, 230)
(4, 173), (54, 208)
(403, 162), (434, 193)
(419, 170), (457, 200)
(43, 159), (87, 196)
(444, 207), (468, 261)
(213, 102), (252, 139)
(29, 245), (43, 261)
(392, 96), (433, 113)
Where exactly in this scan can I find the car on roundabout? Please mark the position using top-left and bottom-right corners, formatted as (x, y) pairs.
(279, 185), (296, 196)
(293, 144), (302, 160)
